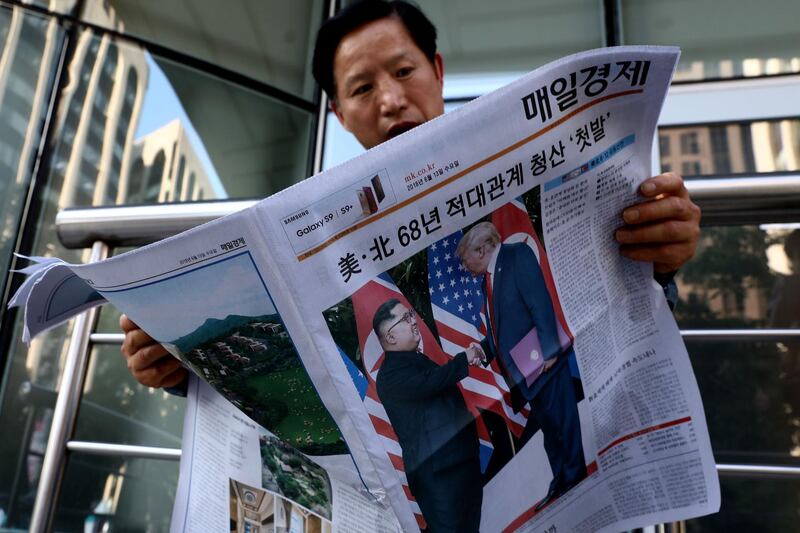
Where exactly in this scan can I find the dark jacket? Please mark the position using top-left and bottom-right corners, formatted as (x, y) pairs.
(480, 243), (571, 412)
(376, 350), (479, 475)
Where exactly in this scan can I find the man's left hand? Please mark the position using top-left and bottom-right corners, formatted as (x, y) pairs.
(615, 172), (701, 273)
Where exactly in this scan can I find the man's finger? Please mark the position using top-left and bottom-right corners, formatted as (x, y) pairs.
(638, 172), (688, 199)
(616, 219), (699, 246)
(134, 359), (185, 388)
(619, 242), (694, 271)
(622, 195), (699, 225)
(121, 327), (159, 356)
(160, 368), (188, 389)
(127, 343), (170, 372)
(119, 314), (138, 333)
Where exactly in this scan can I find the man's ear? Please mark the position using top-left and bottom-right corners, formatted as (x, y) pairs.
(433, 52), (444, 87)
(330, 98), (350, 132)
(382, 331), (396, 348)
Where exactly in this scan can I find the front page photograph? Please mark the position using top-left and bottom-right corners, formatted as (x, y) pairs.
(322, 189), (593, 531)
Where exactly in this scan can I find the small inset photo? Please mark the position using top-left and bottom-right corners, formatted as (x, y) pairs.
(229, 478), (332, 533)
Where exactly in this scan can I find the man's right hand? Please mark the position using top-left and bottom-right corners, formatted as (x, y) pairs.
(120, 314), (187, 388)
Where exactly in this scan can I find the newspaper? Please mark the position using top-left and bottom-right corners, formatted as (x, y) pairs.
(10, 46), (720, 532)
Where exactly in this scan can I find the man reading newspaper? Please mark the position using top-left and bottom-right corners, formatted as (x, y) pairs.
(122, 0), (698, 395)
(119, 0), (702, 528)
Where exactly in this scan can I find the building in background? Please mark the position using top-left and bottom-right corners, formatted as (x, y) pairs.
(127, 119), (217, 204)
(53, 32), (147, 208)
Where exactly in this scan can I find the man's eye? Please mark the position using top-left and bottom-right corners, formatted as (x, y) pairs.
(396, 67), (413, 78)
(352, 84), (371, 96)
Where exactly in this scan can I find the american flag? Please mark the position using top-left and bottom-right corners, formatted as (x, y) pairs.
(349, 273), (493, 530)
(426, 229), (530, 442)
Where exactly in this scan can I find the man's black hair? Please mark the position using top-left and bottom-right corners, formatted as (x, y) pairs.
(372, 298), (401, 338)
(312, 0), (437, 100)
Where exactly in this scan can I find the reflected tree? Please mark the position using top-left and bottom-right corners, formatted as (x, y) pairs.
(675, 227), (799, 532)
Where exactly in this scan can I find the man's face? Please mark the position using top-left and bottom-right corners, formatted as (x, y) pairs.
(331, 16), (444, 149)
(461, 240), (492, 276)
(380, 303), (420, 351)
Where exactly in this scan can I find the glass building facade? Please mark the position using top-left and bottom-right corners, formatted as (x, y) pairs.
(0, 1), (798, 531)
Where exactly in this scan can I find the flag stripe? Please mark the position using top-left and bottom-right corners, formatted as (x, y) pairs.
(388, 452), (405, 472)
(368, 413), (399, 442)
(460, 381), (528, 428)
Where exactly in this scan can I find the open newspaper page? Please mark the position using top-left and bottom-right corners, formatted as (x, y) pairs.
(9, 46), (720, 532)
(16, 209), (399, 528)
(171, 376), (400, 533)
(249, 45), (720, 532)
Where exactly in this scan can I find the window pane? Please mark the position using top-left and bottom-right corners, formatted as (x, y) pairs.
(659, 119), (800, 177)
(53, 455), (179, 532)
(0, 5), (64, 302)
(153, 54), (313, 199)
(0, 10), (70, 526)
(79, 0), (325, 100)
(28, 0), (77, 14)
(688, 339), (799, 464)
(0, 20), (313, 532)
(34, 28), (313, 215)
(676, 226), (800, 463)
(426, 0), (603, 77)
(623, 0), (800, 81)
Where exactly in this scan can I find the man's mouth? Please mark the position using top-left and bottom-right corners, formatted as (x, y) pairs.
(386, 122), (418, 139)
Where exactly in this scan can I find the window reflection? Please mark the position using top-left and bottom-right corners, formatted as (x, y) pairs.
(0, 4), (312, 528)
(675, 226), (800, 327)
(659, 119), (800, 177)
(54, 455), (179, 532)
(0, 5), (63, 292)
(768, 229), (800, 329)
(688, 339), (800, 463)
(79, 0), (325, 101)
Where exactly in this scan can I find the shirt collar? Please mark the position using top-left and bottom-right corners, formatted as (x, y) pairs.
(486, 244), (501, 276)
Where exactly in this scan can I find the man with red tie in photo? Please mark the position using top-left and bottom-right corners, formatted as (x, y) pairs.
(457, 221), (586, 511)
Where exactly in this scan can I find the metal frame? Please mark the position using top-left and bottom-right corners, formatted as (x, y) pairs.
(601, 0), (623, 47)
(53, 175), (800, 249)
(29, 242), (108, 533)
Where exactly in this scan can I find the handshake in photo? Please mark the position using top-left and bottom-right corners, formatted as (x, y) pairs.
(465, 342), (486, 366)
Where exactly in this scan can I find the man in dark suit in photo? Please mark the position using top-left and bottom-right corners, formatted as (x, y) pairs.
(373, 298), (484, 532)
(456, 222), (586, 511)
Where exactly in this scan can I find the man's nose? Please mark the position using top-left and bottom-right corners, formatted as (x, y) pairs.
(378, 78), (407, 115)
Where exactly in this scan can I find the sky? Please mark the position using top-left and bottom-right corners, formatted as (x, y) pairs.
(101, 253), (277, 341)
(135, 53), (226, 197)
